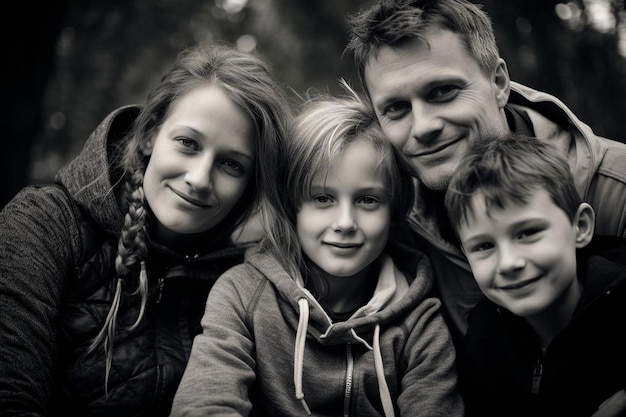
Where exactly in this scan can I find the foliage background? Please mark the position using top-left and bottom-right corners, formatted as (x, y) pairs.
(3, 0), (625, 207)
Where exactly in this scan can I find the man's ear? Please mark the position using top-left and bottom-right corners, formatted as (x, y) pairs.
(574, 202), (595, 248)
(493, 58), (510, 108)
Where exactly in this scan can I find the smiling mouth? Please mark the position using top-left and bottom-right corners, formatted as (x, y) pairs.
(499, 276), (542, 291)
(411, 136), (464, 157)
(324, 242), (362, 249)
(169, 187), (211, 208)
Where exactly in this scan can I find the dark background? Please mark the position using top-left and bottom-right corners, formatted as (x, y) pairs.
(3, 0), (625, 208)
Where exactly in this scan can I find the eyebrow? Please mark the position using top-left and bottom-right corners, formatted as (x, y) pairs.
(225, 149), (254, 163)
(309, 184), (387, 194)
(172, 125), (255, 163)
(373, 74), (468, 110)
(461, 217), (547, 242)
(460, 233), (490, 247)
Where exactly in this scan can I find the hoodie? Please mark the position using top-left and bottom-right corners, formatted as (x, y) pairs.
(171, 242), (464, 417)
(460, 235), (626, 417)
(0, 106), (247, 416)
(405, 82), (626, 342)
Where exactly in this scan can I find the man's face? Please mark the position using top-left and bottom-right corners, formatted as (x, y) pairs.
(365, 28), (510, 191)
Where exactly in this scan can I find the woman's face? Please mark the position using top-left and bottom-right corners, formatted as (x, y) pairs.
(143, 83), (255, 240)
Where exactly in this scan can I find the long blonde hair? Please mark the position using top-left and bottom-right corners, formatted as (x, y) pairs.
(257, 80), (414, 295)
(88, 42), (291, 392)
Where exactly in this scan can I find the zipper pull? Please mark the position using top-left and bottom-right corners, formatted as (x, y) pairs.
(185, 254), (200, 262)
(156, 277), (164, 304)
(531, 360), (543, 393)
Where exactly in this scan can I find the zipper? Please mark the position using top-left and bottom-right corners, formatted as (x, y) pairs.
(531, 359), (543, 393)
(156, 253), (197, 304)
(156, 276), (164, 304)
(343, 343), (354, 417)
(150, 363), (164, 412)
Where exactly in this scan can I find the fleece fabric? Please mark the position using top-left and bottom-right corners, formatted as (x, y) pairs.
(171, 243), (464, 417)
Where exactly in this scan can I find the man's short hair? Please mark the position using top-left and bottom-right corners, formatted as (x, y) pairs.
(345, 0), (500, 91)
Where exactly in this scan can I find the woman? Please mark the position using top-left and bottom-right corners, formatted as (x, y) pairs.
(171, 83), (463, 417)
(0, 42), (291, 416)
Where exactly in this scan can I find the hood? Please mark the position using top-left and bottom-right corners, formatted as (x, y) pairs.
(246, 248), (434, 417)
(408, 82), (608, 264)
(508, 81), (606, 200)
(246, 247), (434, 345)
(56, 105), (141, 236)
(54, 105), (250, 262)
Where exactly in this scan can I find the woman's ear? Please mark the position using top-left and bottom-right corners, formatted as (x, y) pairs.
(574, 202), (595, 248)
(143, 140), (153, 156)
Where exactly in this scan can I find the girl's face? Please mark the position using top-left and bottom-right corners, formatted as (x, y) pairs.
(297, 138), (392, 278)
(143, 83), (255, 240)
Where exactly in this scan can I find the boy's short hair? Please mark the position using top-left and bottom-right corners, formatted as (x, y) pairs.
(345, 0), (500, 90)
(444, 134), (583, 232)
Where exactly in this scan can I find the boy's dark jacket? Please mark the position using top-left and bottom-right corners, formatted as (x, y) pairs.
(0, 106), (247, 416)
(460, 235), (626, 417)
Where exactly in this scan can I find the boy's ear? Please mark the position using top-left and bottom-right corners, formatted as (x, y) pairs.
(574, 203), (595, 248)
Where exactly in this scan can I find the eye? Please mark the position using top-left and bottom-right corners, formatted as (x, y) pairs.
(383, 101), (411, 120)
(176, 137), (199, 151)
(429, 85), (460, 102)
(468, 241), (494, 254)
(517, 227), (542, 240)
(356, 195), (381, 210)
(220, 160), (246, 177)
(312, 194), (334, 208)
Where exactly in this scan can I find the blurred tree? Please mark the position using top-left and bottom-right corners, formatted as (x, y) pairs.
(26, 0), (372, 196)
(482, 0), (626, 141)
(1, 0), (68, 208)
(259, 0), (371, 98)
(3, 0), (625, 209)
(29, 0), (221, 193)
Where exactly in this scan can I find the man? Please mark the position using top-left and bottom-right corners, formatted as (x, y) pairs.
(344, 0), (626, 343)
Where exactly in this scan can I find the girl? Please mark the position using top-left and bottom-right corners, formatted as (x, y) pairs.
(171, 82), (463, 417)
(0, 42), (290, 416)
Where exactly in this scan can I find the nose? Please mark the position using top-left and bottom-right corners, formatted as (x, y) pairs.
(331, 202), (357, 233)
(496, 245), (526, 276)
(184, 154), (214, 193)
(409, 101), (443, 144)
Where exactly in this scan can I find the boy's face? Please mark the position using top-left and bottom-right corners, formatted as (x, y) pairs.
(457, 189), (584, 318)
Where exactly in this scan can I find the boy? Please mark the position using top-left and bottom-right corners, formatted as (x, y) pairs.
(345, 0), (626, 345)
(444, 134), (626, 417)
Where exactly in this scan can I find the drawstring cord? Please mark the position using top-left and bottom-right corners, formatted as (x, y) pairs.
(373, 324), (395, 417)
(295, 298), (312, 415)
(294, 282), (396, 417)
